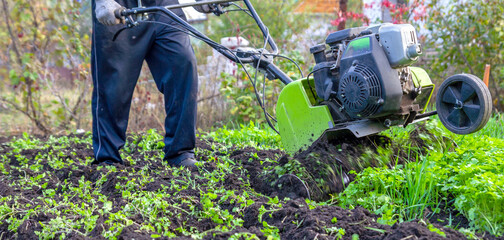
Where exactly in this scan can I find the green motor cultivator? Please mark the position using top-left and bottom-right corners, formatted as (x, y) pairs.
(116, 0), (493, 154)
(276, 24), (492, 153)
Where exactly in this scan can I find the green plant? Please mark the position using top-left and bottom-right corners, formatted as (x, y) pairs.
(339, 118), (504, 236)
(208, 0), (310, 125)
(135, 129), (165, 151)
(436, 134), (504, 236)
(339, 155), (443, 224)
(427, 223), (446, 237)
(219, 50), (306, 125)
(472, 114), (504, 139)
(200, 191), (244, 229)
(219, 67), (282, 125)
(2, 116), (504, 239)
(260, 221), (280, 240)
(204, 121), (281, 149)
(258, 196), (283, 224)
(324, 226), (346, 239)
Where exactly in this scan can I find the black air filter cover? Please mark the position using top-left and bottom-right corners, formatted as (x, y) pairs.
(337, 35), (403, 119)
(338, 64), (382, 117)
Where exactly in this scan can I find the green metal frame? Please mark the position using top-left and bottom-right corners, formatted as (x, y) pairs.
(276, 78), (334, 154)
(410, 67), (435, 113)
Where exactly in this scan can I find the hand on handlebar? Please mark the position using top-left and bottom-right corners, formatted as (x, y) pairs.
(193, 0), (215, 14)
(96, 0), (125, 26)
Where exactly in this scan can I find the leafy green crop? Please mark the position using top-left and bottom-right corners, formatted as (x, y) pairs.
(339, 117), (504, 236)
(204, 121), (281, 150)
(437, 134), (504, 235)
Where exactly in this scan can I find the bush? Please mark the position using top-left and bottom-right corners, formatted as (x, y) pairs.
(206, 0), (309, 49)
(0, 0), (92, 134)
(219, 50), (305, 125)
(425, 0), (504, 110)
(203, 1), (310, 125)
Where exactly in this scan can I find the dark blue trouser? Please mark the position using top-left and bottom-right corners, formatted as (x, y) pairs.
(91, 0), (198, 165)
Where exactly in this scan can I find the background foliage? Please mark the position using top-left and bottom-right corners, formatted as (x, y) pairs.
(206, 0), (310, 48)
(0, 0), (503, 134)
(205, 0), (310, 125)
(0, 0), (91, 134)
(425, 0), (504, 110)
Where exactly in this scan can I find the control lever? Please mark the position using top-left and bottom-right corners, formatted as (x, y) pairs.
(136, 0), (149, 21)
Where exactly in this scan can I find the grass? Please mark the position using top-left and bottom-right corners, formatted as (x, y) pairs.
(472, 114), (504, 139)
(339, 115), (504, 236)
(0, 109), (33, 134)
(203, 121), (282, 150)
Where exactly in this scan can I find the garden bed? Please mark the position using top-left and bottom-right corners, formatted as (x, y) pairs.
(0, 120), (503, 239)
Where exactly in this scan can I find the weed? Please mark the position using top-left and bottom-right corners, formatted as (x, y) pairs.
(340, 118), (504, 236)
(204, 121), (281, 150)
(427, 223), (446, 237)
(324, 226), (346, 239)
(229, 232), (260, 240)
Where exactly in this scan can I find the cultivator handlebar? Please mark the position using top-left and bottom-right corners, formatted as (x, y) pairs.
(114, 0), (293, 85)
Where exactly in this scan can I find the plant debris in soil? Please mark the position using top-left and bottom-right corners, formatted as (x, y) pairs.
(261, 125), (435, 202)
(0, 130), (481, 239)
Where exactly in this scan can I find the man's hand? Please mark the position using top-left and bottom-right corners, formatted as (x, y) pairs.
(193, 0), (214, 14)
(96, 0), (124, 26)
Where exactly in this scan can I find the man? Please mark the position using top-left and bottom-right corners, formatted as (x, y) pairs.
(92, 0), (207, 167)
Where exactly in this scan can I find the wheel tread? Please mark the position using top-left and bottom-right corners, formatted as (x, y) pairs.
(436, 74), (492, 134)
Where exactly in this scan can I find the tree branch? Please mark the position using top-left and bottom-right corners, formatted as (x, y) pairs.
(1, 0), (22, 66)
(0, 97), (50, 134)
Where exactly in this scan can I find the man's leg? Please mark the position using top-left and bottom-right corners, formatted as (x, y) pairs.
(91, 0), (153, 164)
(145, 29), (198, 165)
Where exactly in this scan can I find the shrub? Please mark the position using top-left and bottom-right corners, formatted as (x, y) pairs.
(0, 0), (92, 134)
(425, 0), (504, 110)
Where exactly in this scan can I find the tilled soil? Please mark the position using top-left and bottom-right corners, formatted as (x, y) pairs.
(0, 132), (483, 240)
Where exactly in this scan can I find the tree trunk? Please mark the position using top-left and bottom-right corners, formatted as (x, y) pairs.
(338, 0), (348, 30)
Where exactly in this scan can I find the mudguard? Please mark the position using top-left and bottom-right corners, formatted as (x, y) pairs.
(276, 78), (333, 154)
(410, 67), (435, 113)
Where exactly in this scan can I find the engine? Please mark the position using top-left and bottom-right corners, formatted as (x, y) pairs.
(310, 24), (423, 121)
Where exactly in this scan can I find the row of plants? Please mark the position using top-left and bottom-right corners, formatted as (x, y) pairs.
(0, 125), (286, 239)
(1, 115), (503, 239)
(339, 116), (504, 237)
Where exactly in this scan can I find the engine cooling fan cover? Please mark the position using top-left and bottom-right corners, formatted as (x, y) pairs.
(338, 64), (382, 117)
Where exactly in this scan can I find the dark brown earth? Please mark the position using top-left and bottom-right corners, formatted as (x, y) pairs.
(0, 132), (497, 240)
(262, 126), (430, 202)
(282, 134), (392, 201)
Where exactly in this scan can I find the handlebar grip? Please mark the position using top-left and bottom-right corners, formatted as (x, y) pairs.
(266, 63), (293, 85)
(114, 8), (126, 19)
